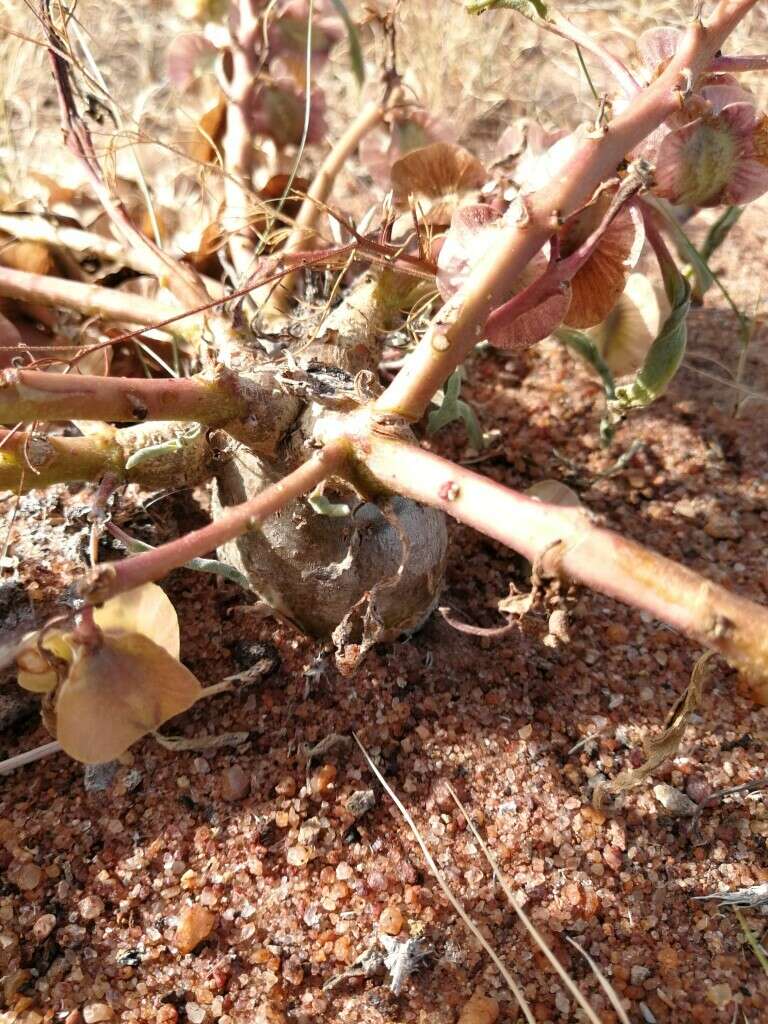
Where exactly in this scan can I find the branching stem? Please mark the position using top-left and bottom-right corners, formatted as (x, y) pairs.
(377, 0), (760, 421)
(81, 439), (348, 602)
(357, 431), (768, 690)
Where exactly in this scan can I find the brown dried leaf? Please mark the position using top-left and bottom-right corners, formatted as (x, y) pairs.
(391, 143), (487, 224)
(595, 652), (713, 808)
(56, 632), (202, 763)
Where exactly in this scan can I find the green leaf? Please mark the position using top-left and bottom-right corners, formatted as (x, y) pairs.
(329, 0), (365, 87)
(645, 196), (713, 302)
(308, 490), (351, 517)
(700, 205), (743, 263)
(555, 328), (615, 399)
(114, 533), (251, 590)
(427, 369), (485, 450)
(610, 251), (691, 412)
(465, 0), (548, 18)
(555, 327), (617, 444)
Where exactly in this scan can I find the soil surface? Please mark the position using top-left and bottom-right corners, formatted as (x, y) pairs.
(2, 214), (768, 1023)
(3, 4), (768, 1023)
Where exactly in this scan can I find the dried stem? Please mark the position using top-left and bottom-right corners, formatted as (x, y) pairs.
(0, 266), (182, 330)
(0, 214), (159, 277)
(264, 99), (390, 314)
(0, 422), (221, 493)
(81, 438), (348, 602)
(0, 368), (253, 426)
(39, 0), (223, 322)
(222, 0), (263, 283)
(377, 0), (760, 421)
(0, 215), (226, 298)
(710, 53), (768, 70)
(357, 431), (768, 691)
(547, 11), (640, 97)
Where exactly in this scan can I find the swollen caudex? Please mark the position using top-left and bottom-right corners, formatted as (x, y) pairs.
(213, 270), (448, 664)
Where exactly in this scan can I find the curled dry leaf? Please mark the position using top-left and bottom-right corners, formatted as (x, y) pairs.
(91, 581), (181, 658)
(437, 205), (569, 348)
(586, 273), (668, 377)
(559, 197), (645, 330)
(15, 584), (203, 763)
(594, 652), (713, 810)
(16, 633), (72, 694)
(359, 109), (454, 188)
(166, 33), (217, 91)
(391, 143), (487, 224)
(56, 632), (202, 764)
(248, 81), (327, 147)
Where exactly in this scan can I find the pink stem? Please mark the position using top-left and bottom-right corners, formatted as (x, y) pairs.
(358, 432), (768, 697)
(377, 0), (760, 421)
(81, 439), (348, 602)
(549, 12), (640, 97)
(710, 54), (768, 70)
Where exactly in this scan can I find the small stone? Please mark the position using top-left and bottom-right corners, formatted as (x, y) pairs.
(33, 914), (57, 942)
(653, 783), (698, 817)
(379, 905), (403, 936)
(298, 817), (324, 847)
(186, 1003), (206, 1024)
(631, 965), (651, 985)
(286, 845), (310, 867)
(310, 763), (337, 796)
(157, 1006), (178, 1023)
(706, 983), (732, 1009)
(275, 775), (297, 797)
(10, 861), (42, 891)
(458, 988), (500, 1024)
(704, 513), (741, 540)
(221, 765), (249, 802)
(181, 870), (200, 891)
(518, 724), (533, 740)
(606, 623), (629, 644)
(78, 895), (104, 921)
(174, 904), (216, 954)
(82, 1004), (115, 1023)
(345, 789), (375, 819)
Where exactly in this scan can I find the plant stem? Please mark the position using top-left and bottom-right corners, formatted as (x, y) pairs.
(0, 368), (251, 426)
(0, 214), (160, 276)
(0, 422), (222, 493)
(548, 11), (640, 97)
(80, 439), (348, 602)
(0, 266), (181, 329)
(710, 54), (768, 70)
(357, 431), (768, 692)
(376, 0), (760, 421)
(264, 99), (389, 313)
(222, 0), (263, 284)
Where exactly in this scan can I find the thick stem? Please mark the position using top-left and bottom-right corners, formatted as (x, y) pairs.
(377, 0), (760, 421)
(0, 265), (182, 329)
(80, 439), (348, 602)
(0, 422), (222, 493)
(357, 432), (768, 695)
(263, 100), (388, 314)
(0, 368), (249, 425)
